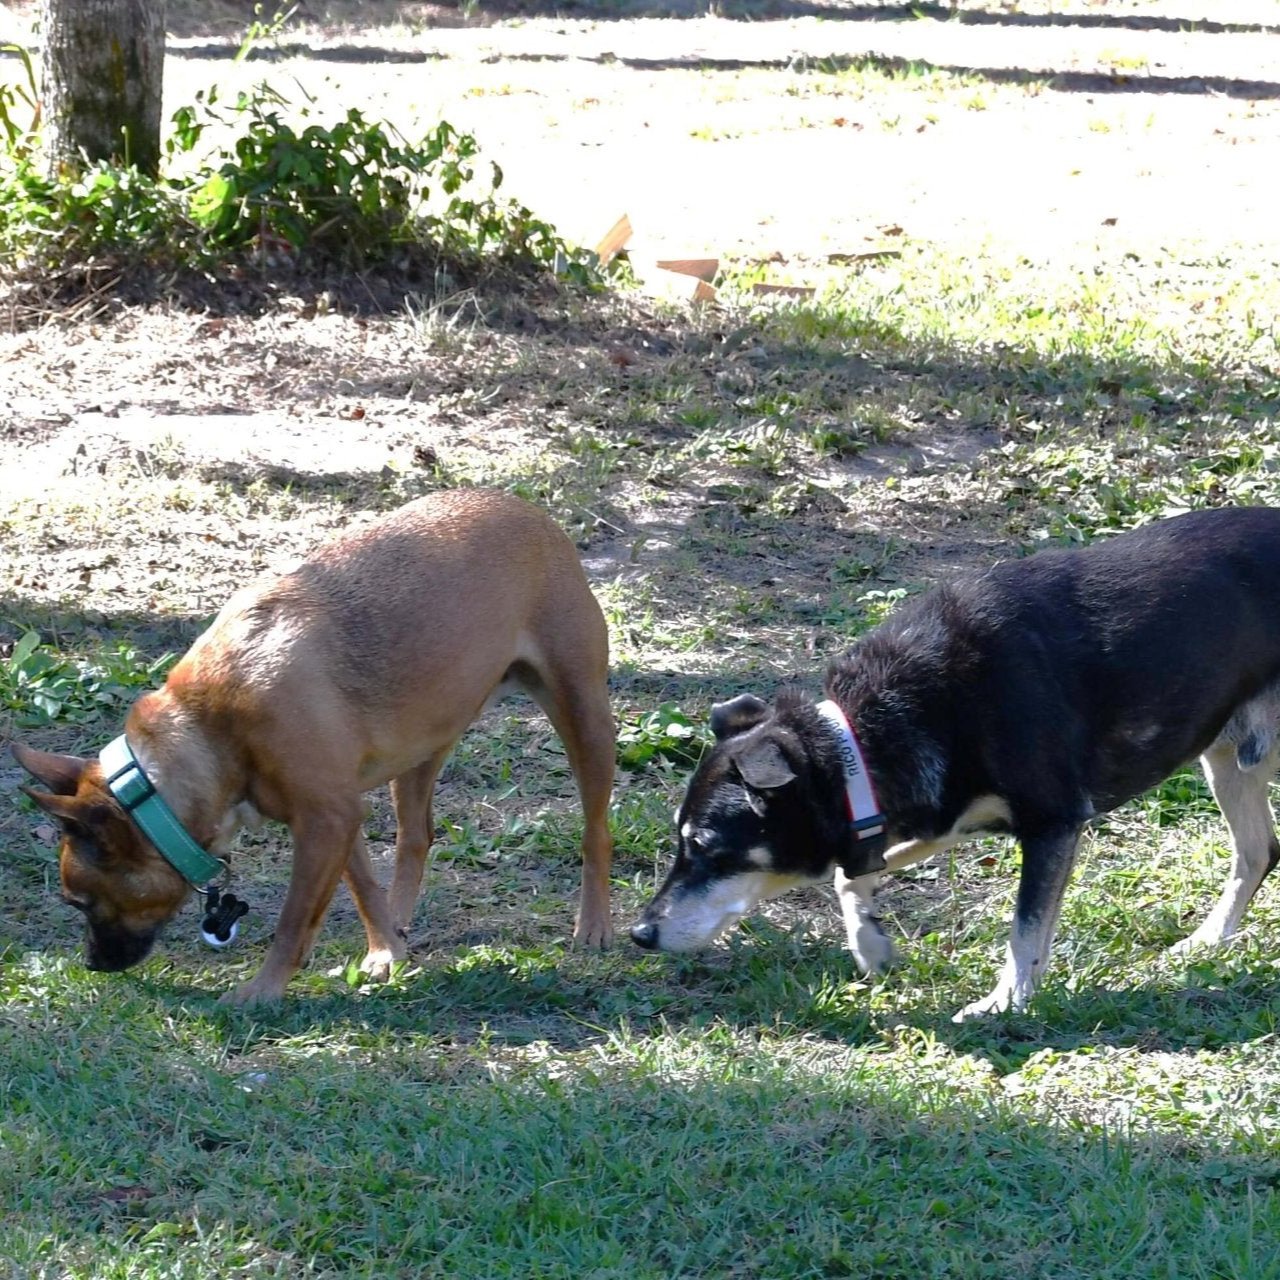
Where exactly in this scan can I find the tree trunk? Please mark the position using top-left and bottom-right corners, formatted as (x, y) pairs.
(39, 0), (166, 178)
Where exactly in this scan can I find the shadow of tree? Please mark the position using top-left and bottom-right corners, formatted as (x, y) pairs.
(5, 970), (1275, 1277)
(1, 280), (1267, 674)
(163, 0), (1280, 36)
(164, 39), (1280, 99)
(73, 927), (1280, 1083)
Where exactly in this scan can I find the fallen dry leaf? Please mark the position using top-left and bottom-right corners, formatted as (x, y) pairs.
(95, 1185), (155, 1205)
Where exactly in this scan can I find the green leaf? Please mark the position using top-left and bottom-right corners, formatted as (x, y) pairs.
(9, 631), (40, 669)
(190, 172), (233, 228)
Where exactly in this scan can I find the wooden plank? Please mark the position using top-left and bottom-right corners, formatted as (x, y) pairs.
(639, 265), (718, 304)
(594, 214), (633, 265)
(654, 257), (719, 283)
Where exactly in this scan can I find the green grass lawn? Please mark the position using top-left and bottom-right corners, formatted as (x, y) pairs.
(5, 236), (1280, 1271)
(4, 864), (1280, 1278)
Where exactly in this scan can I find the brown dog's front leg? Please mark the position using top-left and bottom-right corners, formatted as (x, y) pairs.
(221, 807), (361, 1005)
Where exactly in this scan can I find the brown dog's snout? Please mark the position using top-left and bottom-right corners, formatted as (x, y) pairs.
(84, 921), (161, 972)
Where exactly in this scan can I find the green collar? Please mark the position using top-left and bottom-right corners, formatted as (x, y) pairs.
(99, 735), (226, 889)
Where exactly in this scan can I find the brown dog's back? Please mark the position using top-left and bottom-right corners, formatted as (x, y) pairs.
(155, 489), (608, 794)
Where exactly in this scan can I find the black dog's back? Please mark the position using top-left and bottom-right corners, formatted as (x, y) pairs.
(833, 507), (1280, 831)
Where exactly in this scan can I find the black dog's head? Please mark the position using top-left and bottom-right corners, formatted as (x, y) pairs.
(630, 690), (885, 953)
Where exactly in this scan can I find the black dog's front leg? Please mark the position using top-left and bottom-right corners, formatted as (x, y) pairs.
(953, 826), (1082, 1022)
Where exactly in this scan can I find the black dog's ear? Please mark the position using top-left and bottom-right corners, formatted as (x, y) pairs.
(710, 694), (771, 741)
(732, 739), (796, 792)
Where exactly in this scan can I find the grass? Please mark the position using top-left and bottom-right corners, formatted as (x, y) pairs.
(5, 833), (1280, 1278)
(4, 10), (1280, 1275)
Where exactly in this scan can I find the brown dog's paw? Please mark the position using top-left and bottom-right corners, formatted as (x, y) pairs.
(358, 945), (405, 982)
(218, 977), (287, 1007)
(572, 917), (614, 949)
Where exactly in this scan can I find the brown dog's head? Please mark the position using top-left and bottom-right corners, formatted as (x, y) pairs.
(12, 742), (189, 971)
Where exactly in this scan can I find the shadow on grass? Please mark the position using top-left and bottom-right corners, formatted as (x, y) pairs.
(166, 39), (1280, 99)
(162, 0), (1280, 37)
(0, 256), (557, 332)
(5, 963), (1278, 1278)
(467, 0), (1280, 33)
(918, 963), (1280, 1073)
(8, 870), (1280, 1079)
(3, 280), (1273, 699)
(0, 597), (205, 655)
(103, 922), (1280, 1073)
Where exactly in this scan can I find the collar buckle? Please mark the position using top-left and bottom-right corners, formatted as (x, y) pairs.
(99, 735), (227, 891)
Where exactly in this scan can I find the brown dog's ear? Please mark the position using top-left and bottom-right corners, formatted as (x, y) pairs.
(11, 742), (89, 795)
(710, 694), (771, 741)
(20, 787), (114, 845)
(732, 739), (796, 792)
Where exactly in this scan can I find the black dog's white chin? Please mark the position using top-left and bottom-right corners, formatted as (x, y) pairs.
(85, 922), (161, 972)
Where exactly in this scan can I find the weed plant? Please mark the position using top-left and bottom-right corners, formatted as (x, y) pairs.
(0, 49), (591, 283)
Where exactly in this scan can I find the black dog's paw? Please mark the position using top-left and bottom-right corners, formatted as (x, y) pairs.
(850, 918), (897, 974)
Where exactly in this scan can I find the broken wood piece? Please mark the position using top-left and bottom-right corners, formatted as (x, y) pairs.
(628, 255), (718, 303)
(654, 257), (719, 283)
(659, 273), (717, 304)
(594, 214), (633, 265)
(637, 263), (718, 304)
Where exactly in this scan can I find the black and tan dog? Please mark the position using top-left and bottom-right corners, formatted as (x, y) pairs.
(14, 489), (615, 1003)
(632, 507), (1280, 1020)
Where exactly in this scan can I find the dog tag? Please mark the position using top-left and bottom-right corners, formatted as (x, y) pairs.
(200, 886), (249, 949)
(200, 922), (238, 949)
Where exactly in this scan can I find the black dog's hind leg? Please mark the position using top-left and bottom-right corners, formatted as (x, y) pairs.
(1173, 740), (1280, 954)
(953, 826), (1081, 1022)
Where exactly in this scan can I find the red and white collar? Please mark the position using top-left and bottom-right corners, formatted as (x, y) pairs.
(815, 700), (885, 843)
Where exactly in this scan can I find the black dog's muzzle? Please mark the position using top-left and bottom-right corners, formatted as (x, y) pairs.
(630, 920), (659, 950)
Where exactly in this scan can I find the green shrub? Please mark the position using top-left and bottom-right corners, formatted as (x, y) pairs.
(0, 158), (184, 265)
(617, 703), (705, 771)
(0, 633), (174, 728)
(175, 85), (581, 273)
(0, 65), (594, 282)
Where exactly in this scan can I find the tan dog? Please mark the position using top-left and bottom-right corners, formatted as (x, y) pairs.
(13, 489), (615, 1003)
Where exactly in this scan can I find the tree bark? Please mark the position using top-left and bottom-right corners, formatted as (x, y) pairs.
(39, 0), (166, 178)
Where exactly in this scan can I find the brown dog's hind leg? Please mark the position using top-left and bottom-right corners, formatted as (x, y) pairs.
(221, 804), (363, 1005)
(387, 750), (451, 935)
(1174, 740), (1280, 954)
(520, 651), (616, 948)
(344, 831), (409, 980)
